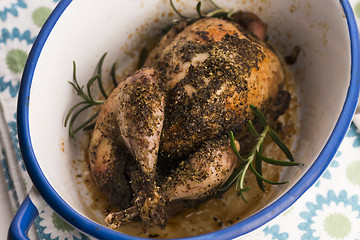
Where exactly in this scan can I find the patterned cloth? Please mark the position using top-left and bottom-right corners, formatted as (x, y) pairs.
(0, 1), (359, 239)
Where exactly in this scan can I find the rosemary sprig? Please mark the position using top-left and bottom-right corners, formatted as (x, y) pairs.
(64, 53), (116, 139)
(165, 0), (234, 33)
(218, 105), (299, 202)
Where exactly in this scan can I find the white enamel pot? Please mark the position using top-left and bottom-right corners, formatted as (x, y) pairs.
(9, 0), (360, 239)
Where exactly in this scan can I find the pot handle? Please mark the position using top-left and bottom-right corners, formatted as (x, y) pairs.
(8, 186), (46, 240)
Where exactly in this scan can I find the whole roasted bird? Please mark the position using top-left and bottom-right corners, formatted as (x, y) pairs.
(88, 12), (290, 228)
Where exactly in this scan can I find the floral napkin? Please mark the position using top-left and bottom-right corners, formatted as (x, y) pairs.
(0, 1), (359, 239)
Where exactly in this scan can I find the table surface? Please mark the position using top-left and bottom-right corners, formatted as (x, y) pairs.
(0, 164), (13, 240)
(1, 1), (360, 240)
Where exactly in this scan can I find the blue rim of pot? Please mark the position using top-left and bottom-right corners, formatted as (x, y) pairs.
(17, 0), (360, 239)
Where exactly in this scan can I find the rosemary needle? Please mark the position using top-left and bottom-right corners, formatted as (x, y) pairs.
(169, 0), (189, 19)
(110, 62), (118, 88)
(65, 54), (114, 139)
(97, 53), (109, 99)
(209, 0), (223, 9)
(168, 0), (235, 31)
(218, 105), (298, 202)
(196, 2), (205, 18)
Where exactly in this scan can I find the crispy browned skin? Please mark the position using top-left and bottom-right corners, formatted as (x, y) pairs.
(90, 15), (288, 228)
(89, 68), (167, 226)
(145, 18), (284, 159)
(162, 137), (239, 200)
(89, 68), (164, 180)
(88, 76), (133, 209)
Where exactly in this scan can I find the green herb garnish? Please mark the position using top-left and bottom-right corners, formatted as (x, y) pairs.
(164, 0), (234, 33)
(64, 53), (116, 139)
(218, 105), (299, 202)
(169, 0), (234, 20)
